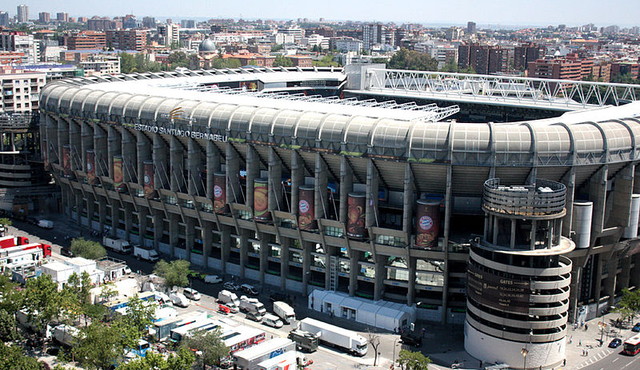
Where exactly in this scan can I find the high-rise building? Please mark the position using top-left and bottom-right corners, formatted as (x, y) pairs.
(458, 44), (506, 74)
(65, 31), (107, 50)
(38, 12), (50, 23)
(0, 31), (38, 63)
(527, 58), (582, 80)
(467, 21), (476, 34)
(17, 5), (29, 23)
(57, 12), (69, 23)
(0, 12), (9, 27)
(105, 30), (147, 51)
(142, 17), (156, 29)
(157, 23), (180, 47)
(362, 23), (383, 50)
(181, 19), (195, 28)
(514, 43), (546, 71)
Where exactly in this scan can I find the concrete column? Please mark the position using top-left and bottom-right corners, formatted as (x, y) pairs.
(169, 136), (184, 192)
(98, 198), (107, 232)
(220, 229), (230, 274)
(185, 217), (195, 262)
(607, 164), (634, 228)
(56, 118), (69, 165)
(405, 257), (416, 306)
(562, 168), (576, 237)
(69, 121), (81, 170)
(315, 153), (328, 219)
(280, 240), (289, 290)
(136, 131), (151, 186)
(152, 211), (163, 251)
(302, 242), (311, 295)
(138, 208), (149, 244)
(268, 148), (283, 212)
(259, 236), (268, 285)
(153, 134), (168, 190)
(291, 151), (304, 215)
(123, 203), (133, 240)
(630, 254), (640, 288)
(402, 163), (415, 235)
(373, 254), (385, 301)
(75, 192), (83, 225)
(604, 257), (618, 307)
(588, 166), (608, 241)
(510, 219), (517, 248)
(121, 129), (137, 183)
(593, 256), (604, 305)
(206, 141), (221, 199)
(246, 145), (259, 210)
(339, 157), (353, 223)
(618, 256), (632, 293)
(239, 232), (248, 279)
(80, 121), (93, 171)
(226, 143), (241, 203)
(94, 125), (107, 176)
(325, 245), (337, 290)
(349, 250), (359, 297)
(169, 214), (179, 258)
(366, 160), (379, 228)
(187, 138), (203, 196)
(202, 221), (213, 268)
(107, 125), (120, 178)
(110, 203), (119, 237)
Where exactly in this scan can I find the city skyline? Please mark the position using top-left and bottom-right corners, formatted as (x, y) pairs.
(2, 0), (640, 27)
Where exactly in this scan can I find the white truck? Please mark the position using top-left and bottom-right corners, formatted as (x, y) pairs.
(256, 351), (309, 370)
(52, 324), (80, 347)
(169, 292), (189, 308)
(133, 245), (159, 262)
(298, 317), (368, 356)
(37, 219), (54, 229)
(233, 338), (295, 370)
(218, 290), (240, 309)
(103, 236), (132, 254)
(273, 301), (295, 324)
(239, 295), (266, 316)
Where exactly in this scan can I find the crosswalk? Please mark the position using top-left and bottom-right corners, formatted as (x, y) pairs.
(574, 348), (613, 369)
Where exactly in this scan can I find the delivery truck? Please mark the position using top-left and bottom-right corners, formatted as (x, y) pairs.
(273, 301), (295, 324)
(103, 236), (132, 254)
(52, 324), (80, 347)
(218, 290), (240, 308)
(288, 329), (319, 352)
(133, 245), (159, 262)
(239, 296), (266, 316)
(298, 317), (368, 356)
(256, 351), (311, 370)
(233, 337), (295, 370)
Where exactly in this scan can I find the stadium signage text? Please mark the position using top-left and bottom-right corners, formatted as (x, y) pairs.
(126, 123), (228, 143)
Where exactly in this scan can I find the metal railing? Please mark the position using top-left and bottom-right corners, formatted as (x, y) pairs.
(482, 178), (566, 217)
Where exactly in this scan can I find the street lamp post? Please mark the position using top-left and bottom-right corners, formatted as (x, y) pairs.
(521, 347), (529, 370)
(598, 321), (606, 346)
(392, 339), (401, 369)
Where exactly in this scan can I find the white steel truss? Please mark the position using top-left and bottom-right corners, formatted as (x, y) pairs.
(363, 69), (640, 110)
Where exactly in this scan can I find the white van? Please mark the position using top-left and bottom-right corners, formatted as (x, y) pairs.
(169, 292), (189, 308)
(262, 313), (284, 328)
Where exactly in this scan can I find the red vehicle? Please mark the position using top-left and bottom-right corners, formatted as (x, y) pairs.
(623, 334), (640, 356)
(218, 304), (232, 315)
(0, 235), (29, 248)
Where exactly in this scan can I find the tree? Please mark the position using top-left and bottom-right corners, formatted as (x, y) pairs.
(0, 274), (25, 338)
(180, 328), (229, 368)
(0, 217), (12, 227)
(368, 331), (381, 366)
(210, 58), (242, 69)
(72, 320), (140, 369)
(119, 347), (195, 370)
(62, 271), (100, 326)
(0, 309), (20, 341)
(273, 55), (293, 68)
(120, 52), (136, 74)
(613, 288), (640, 324)
(168, 51), (190, 68)
(121, 295), (156, 335)
(313, 54), (340, 67)
(70, 238), (107, 260)
(23, 274), (62, 335)
(397, 349), (431, 370)
(153, 259), (194, 290)
(387, 48), (438, 71)
(271, 44), (284, 52)
(0, 342), (43, 370)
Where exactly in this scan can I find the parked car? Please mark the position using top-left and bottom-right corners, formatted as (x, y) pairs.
(632, 323), (640, 332)
(609, 338), (622, 348)
(183, 288), (201, 301)
(204, 275), (223, 284)
(269, 292), (290, 303)
(262, 313), (284, 328)
(223, 282), (239, 291)
(400, 331), (423, 347)
(245, 311), (263, 322)
(240, 283), (258, 296)
(60, 247), (74, 257)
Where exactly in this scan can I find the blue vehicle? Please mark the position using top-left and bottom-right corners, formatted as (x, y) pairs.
(609, 338), (622, 348)
(633, 323), (640, 332)
(126, 339), (151, 358)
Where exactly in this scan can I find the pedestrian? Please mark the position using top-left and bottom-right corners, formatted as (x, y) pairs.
(585, 323), (588, 331)
(579, 339), (582, 346)
(421, 327), (426, 338)
(563, 359), (566, 366)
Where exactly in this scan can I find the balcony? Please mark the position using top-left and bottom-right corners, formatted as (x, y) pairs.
(482, 178), (566, 219)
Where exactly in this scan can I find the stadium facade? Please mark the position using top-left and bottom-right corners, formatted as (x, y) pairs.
(40, 67), (640, 369)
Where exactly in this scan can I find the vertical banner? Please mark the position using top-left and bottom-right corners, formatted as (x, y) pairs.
(143, 160), (155, 199)
(347, 192), (367, 239)
(213, 171), (227, 214)
(62, 144), (71, 177)
(86, 149), (96, 185)
(113, 155), (124, 192)
(415, 199), (441, 249)
(253, 178), (270, 222)
(298, 185), (316, 231)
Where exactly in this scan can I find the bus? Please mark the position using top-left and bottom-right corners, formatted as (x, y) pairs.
(623, 334), (640, 356)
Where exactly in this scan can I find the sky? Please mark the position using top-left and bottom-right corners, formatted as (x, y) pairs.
(3, 0), (639, 27)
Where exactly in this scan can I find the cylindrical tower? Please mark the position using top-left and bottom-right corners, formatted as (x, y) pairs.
(465, 178), (574, 369)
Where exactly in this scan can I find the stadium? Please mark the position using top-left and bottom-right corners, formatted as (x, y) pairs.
(40, 65), (640, 368)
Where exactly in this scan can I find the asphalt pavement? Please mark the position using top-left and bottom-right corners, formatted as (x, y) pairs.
(7, 214), (640, 370)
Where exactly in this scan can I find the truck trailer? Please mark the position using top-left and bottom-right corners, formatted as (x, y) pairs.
(298, 317), (367, 356)
(273, 301), (295, 324)
(233, 337), (295, 370)
(103, 236), (132, 254)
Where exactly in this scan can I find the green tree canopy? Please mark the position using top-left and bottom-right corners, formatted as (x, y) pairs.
(0, 342), (43, 370)
(387, 48), (438, 71)
(210, 58), (242, 69)
(153, 259), (194, 290)
(613, 288), (640, 323)
(0, 217), (12, 227)
(119, 347), (195, 370)
(180, 328), (229, 367)
(397, 349), (432, 370)
(70, 238), (107, 260)
(0, 309), (20, 341)
(121, 295), (156, 336)
(313, 54), (340, 67)
(273, 55), (293, 68)
(168, 51), (190, 68)
(72, 319), (140, 369)
(23, 274), (62, 335)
